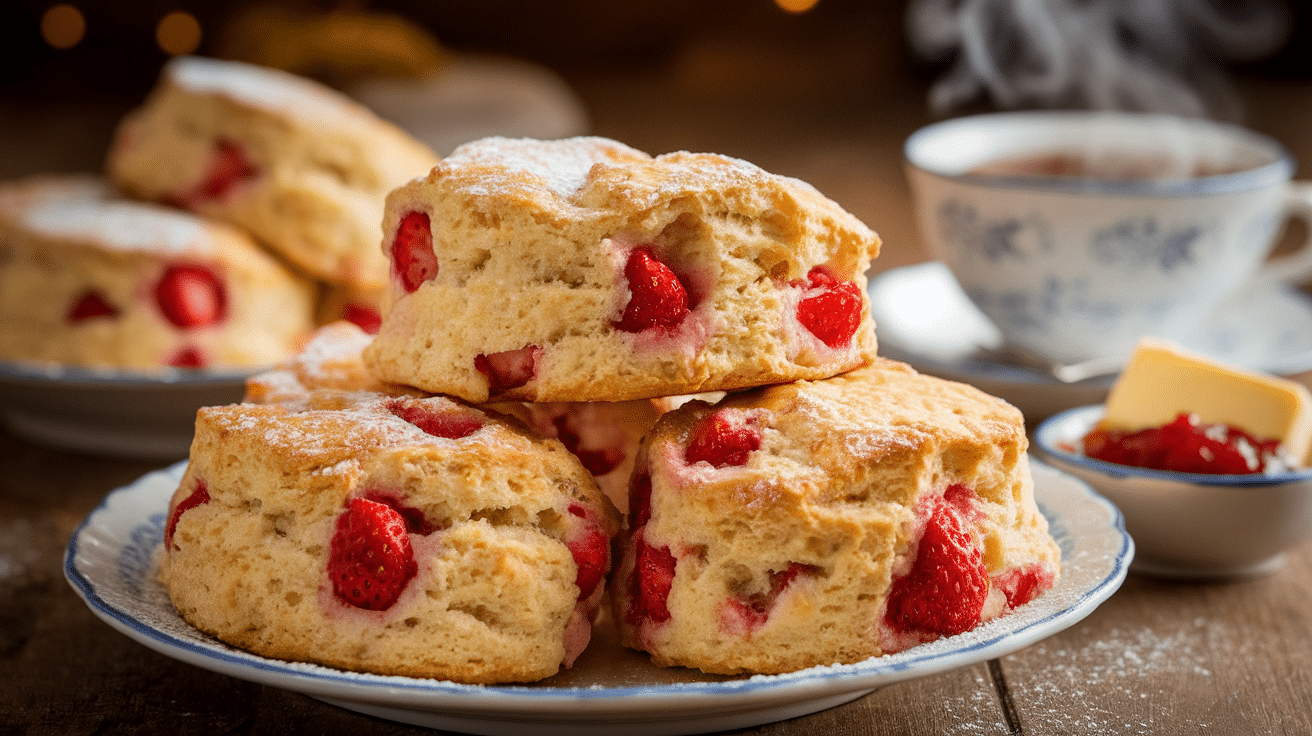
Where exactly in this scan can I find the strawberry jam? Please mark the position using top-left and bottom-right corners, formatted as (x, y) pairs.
(1081, 413), (1283, 475)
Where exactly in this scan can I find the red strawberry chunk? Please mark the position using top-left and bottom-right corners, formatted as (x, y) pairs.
(994, 563), (1054, 609)
(626, 532), (676, 625)
(391, 211), (437, 293)
(796, 266), (863, 348)
(167, 346), (207, 368)
(566, 505), (609, 600)
(685, 409), (762, 468)
(155, 264), (226, 328)
(727, 562), (819, 631)
(552, 414), (624, 476)
(165, 480), (210, 549)
(194, 139), (260, 201)
(387, 400), (484, 440)
(328, 497), (418, 611)
(342, 302), (382, 334)
(884, 493), (989, 637)
(362, 491), (440, 536)
(615, 247), (689, 333)
(474, 345), (540, 393)
(66, 290), (119, 322)
(628, 471), (653, 529)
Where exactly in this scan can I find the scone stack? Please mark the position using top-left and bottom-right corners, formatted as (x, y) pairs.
(0, 55), (441, 371)
(160, 135), (1061, 683)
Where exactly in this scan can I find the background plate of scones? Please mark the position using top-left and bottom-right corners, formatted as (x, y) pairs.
(0, 361), (251, 459)
(65, 458), (1130, 736)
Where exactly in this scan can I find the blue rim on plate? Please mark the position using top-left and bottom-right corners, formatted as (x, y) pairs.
(1035, 404), (1312, 487)
(64, 460), (1132, 735)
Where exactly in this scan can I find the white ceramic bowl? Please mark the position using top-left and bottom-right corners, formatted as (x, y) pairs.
(1034, 404), (1312, 578)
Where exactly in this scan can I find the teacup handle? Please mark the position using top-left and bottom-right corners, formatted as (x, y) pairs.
(1259, 181), (1312, 285)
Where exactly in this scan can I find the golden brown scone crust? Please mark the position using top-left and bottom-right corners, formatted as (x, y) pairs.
(363, 136), (880, 403)
(613, 359), (1061, 675)
(161, 390), (621, 683)
(106, 55), (440, 289)
(0, 174), (315, 369)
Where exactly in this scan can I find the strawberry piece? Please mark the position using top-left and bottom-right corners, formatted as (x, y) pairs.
(167, 347), (207, 368)
(566, 505), (609, 600)
(685, 409), (762, 468)
(796, 266), (863, 348)
(628, 471), (653, 529)
(155, 264), (226, 328)
(1083, 413), (1271, 474)
(943, 482), (975, 510)
(626, 532), (676, 625)
(726, 562), (819, 630)
(552, 414), (624, 476)
(194, 139), (259, 201)
(328, 497), (418, 611)
(387, 400), (484, 440)
(994, 563), (1054, 609)
(615, 247), (689, 333)
(362, 491), (440, 536)
(342, 302), (382, 334)
(884, 493), (989, 637)
(165, 480), (210, 549)
(66, 290), (119, 322)
(391, 211), (437, 293)
(474, 345), (540, 393)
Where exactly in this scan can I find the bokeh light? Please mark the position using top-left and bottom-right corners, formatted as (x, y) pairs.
(41, 4), (86, 49)
(774, 0), (820, 13)
(156, 10), (202, 56)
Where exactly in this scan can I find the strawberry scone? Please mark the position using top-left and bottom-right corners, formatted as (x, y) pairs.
(362, 136), (880, 403)
(161, 390), (621, 683)
(0, 174), (314, 370)
(106, 55), (440, 290)
(613, 359), (1061, 675)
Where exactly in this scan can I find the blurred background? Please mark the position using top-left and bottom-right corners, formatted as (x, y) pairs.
(2, 0), (1311, 271)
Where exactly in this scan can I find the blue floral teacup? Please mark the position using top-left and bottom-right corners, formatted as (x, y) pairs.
(904, 110), (1312, 366)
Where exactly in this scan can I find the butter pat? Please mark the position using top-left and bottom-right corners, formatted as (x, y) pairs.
(1101, 338), (1312, 466)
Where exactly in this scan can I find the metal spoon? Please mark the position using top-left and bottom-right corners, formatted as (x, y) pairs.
(977, 342), (1125, 383)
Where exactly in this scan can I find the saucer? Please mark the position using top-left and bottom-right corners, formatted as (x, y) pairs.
(867, 262), (1312, 420)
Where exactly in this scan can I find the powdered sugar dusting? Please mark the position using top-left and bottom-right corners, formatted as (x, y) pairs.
(293, 323), (375, 382)
(166, 55), (365, 123)
(215, 391), (492, 454)
(444, 136), (643, 198)
(941, 617), (1229, 736)
(22, 200), (219, 255)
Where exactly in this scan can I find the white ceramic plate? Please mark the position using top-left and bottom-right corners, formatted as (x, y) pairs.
(64, 459), (1131, 736)
(0, 361), (250, 459)
(868, 262), (1312, 420)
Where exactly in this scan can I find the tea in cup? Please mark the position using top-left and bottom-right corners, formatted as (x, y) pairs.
(903, 111), (1312, 366)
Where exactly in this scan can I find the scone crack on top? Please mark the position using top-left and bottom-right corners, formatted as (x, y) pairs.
(364, 136), (882, 403)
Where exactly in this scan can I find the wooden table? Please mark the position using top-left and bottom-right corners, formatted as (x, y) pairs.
(5, 23), (1312, 734)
